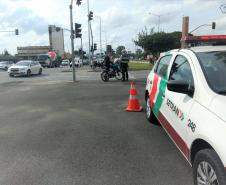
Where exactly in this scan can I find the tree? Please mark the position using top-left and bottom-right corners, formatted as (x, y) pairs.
(116, 45), (125, 56)
(134, 28), (182, 55)
(135, 49), (143, 59)
(3, 50), (10, 56)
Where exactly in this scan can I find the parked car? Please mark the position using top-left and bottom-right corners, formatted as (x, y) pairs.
(8, 60), (42, 77)
(0, 61), (14, 71)
(61, 59), (70, 67)
(70, 58), (82, 68)
(145, 45), (226, 185)
(81, 59), (89, 65)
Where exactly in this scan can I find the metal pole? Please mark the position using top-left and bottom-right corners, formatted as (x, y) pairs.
(100, 17), (102, 59)
(87, 0), (91, 65)
(90, 21), (94, 58)
(70, 3), (76, 82)
(81, 36), (83, 63)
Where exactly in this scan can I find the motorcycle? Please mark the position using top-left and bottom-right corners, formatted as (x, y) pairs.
(101, 64), (122, 82)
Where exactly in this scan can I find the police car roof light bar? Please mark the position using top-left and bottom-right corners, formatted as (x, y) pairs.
(185, 35), (226, 42)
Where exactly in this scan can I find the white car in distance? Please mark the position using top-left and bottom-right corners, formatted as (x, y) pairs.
(61, 59), (70, 67)
(8, 60), (42, 77)
(70, 58), (82, 68)
(0, 61), (14, 71)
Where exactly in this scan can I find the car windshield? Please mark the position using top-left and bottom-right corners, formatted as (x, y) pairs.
(16, 61), (31, 66)
(197, 51), (226, 94)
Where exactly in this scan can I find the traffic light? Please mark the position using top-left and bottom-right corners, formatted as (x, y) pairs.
(88, 11), (93, 21)
(76, 0), (82, 6)
(15, 29), (19, 35)
(212, 22), (216, 30)
(91, 45), (94, 52)
(75, 23), (82, 38)
(94, 43), (97, 51)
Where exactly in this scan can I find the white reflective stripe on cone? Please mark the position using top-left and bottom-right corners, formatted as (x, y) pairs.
(129, 95), (138, 100)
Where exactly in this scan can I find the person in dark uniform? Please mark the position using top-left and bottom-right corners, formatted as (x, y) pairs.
(120, 50), (129, 81)
(103, 53), (112, 72)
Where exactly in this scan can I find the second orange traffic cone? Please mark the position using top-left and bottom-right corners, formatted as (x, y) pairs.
(126, 81), (143, 112)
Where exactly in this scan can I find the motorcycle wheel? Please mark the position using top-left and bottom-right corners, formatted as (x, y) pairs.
(115, 71), (122, 80)
(101, 72), (109, 82)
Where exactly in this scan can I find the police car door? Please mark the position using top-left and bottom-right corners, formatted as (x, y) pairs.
(163, 54), (195, 158)
(150, 54), (172, 120)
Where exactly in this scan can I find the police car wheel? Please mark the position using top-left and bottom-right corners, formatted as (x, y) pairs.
(193, 149), (226, 185)
(146, 96), (155, 123)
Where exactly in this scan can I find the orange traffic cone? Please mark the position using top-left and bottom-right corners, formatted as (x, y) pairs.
(126, 81), (143, 112)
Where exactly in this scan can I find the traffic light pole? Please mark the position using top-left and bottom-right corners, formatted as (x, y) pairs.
(0, 29), (19, 35)
(87, 0), (91, 65)
(70, 3), (76, 82)
(90, 22), (94, 58)
(81, 36), (83, 63)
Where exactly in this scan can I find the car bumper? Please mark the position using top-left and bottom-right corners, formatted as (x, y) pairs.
(9, 71), (27, 76)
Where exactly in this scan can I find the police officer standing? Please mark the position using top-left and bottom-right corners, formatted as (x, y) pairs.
(120, 50), (129, 81)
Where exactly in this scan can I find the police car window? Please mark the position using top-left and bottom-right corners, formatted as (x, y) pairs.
(155, 55), (172, 79)
(197, 51), (226, 94)
(169, 55), (194, 86)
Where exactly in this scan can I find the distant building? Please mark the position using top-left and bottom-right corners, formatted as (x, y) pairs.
(48, 25), (65, 56)
(16, 46), (50, 60)
(16, 25), (65, 59)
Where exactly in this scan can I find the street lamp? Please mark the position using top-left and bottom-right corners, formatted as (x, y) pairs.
(95, 16), (102, 60)
(149, 12), (169, 32)
(220, 4), (226, 14)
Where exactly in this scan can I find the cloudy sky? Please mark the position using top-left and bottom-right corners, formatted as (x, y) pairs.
(0, 0), (226, 54)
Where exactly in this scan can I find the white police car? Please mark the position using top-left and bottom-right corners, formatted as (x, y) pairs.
(145, 45), (226, 185)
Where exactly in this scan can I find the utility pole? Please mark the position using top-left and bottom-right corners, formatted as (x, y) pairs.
(87, 0), (91, 65)
(69, 2), (76, 82)
(181, 16), (189, 49)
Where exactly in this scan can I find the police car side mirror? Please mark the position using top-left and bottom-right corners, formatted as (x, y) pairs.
(167, 80), (194, 96)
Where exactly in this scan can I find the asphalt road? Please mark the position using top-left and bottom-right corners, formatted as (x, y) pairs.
(0, 68), (193, 185)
